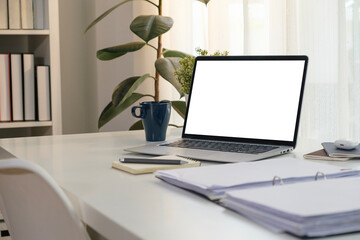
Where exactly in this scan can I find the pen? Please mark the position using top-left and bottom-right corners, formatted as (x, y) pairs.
(119, 158), (188, 165)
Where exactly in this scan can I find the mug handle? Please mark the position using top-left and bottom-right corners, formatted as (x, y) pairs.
(131, 106), (145, 118)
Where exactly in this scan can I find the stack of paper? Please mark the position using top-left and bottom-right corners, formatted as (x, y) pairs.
(155, 157), (360, 200)
(221, 177), (360, 237)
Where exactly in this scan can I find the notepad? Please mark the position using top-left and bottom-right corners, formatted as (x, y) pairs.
(303, 149), (351, 161)
(221, 177), (360, 237)
(322, 142), (360, 158)
(112, 155), (200, 175)
(155, 157), (360, 200)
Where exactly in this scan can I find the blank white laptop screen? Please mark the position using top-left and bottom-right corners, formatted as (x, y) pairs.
(184, 59), (306, 142)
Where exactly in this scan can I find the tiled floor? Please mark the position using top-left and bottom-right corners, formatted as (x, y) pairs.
(0, 233), (10, 240)
(0, 212), (10, 240)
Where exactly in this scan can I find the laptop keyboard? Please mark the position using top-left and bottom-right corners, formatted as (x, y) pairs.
(161, 139), (279, 154)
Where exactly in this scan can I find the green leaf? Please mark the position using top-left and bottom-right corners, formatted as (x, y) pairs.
(85, 0), (134, 34)
(162, 49), (190, 58)
(98, 93), (145, 129)
(130, 15), (174, 42)
(171, 101), (186, 119)
(155, 57), (184, 97)
(196, 0), (211, 5)
(112, 74), (150, 106)
(97, 42), (146, 61)
(129, 120), (144, 130)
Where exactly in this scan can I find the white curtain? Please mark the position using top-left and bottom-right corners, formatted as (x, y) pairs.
(163, 0), (360, 141)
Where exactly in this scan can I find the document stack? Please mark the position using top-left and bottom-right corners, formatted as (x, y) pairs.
(221, 177), (360, 237)
(155, 157), (360, 237)
(155, 157), (360, 200)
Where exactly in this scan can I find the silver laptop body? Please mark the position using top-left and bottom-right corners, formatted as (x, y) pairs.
(126, 55), (308, 163)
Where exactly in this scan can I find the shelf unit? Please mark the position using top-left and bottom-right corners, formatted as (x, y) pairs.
(0, 0), (62, 138)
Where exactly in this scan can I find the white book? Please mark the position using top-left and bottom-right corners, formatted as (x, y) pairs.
(36, 66), (51, 121)
(33, 0), (44, 29)
(11, 54), (24, 121)
(43, 0), (48, 29)
(0, 54), (12, 121)
(155, 157), (360, 200)
(23, 54), (35, 121)
(0, 0), (8, 29)
(8, 0), (21, 29)
(21, 0), (34, 29)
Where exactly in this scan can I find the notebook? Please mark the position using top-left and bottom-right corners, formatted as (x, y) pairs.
(126, 55), (309, 163)
(112, 155), (200, 175)
(322, 142), (360, 158)
(221, 177), (360, 237)
(155, 157), (360, 200)
(304, 149), (351, 161)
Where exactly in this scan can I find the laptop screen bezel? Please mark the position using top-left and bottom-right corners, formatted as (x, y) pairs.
(181, 55), (308, 148)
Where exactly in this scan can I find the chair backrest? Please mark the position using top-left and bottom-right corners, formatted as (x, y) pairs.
(0, 158), (90, 240)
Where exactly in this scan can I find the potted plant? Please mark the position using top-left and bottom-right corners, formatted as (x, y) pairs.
(85, 0), (210, 130)
(175, 48), (229, 99)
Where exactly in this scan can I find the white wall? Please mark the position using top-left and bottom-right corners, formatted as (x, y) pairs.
(58, 0), (98, 134)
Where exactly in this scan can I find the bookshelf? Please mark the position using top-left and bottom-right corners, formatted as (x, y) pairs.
(0, 0), (62, 138)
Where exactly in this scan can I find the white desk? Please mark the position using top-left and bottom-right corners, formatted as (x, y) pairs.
(0, 129), (359, 240)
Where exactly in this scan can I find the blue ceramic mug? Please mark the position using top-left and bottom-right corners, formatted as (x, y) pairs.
(131, 101), (171, 141)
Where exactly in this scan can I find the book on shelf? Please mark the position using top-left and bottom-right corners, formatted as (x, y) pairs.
(23, 54), (36, 121)
(36, 66), (51, 121)
(11, 54), (24, 121)
(8, 0), (21, 29)
(43, 0), (49, 29)
(0, 0), (8, 29)
(33, 0), (48, 29)
(155, 157), (360, 200)
(21, 0), (34, 29)
(0, 53), (12, 122)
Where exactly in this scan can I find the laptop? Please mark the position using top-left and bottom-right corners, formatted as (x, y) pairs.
(126, 55), (308, 163)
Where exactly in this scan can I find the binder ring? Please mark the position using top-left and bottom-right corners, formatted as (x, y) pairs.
(315, 171), (327, 181)
(272, 176), (284, 186)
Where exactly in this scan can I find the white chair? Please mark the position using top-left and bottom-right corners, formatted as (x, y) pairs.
(0, 158), (90, 240)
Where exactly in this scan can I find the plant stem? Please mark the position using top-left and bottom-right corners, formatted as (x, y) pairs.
(154, 0), (162, 102)
(143, 0), (158, 8)
(146, 43), (157, 51)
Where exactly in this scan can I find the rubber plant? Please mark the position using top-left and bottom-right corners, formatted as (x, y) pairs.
(85, 0), (210, 130)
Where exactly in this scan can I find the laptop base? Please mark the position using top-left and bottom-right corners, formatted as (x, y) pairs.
(125, 140), (293, 163)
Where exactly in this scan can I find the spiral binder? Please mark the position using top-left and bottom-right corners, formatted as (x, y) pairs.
(272, 172), (328, 186)
(272, 176), (283, 186)
(155, 157), (360, 200)
(315, 171), (327, 180)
